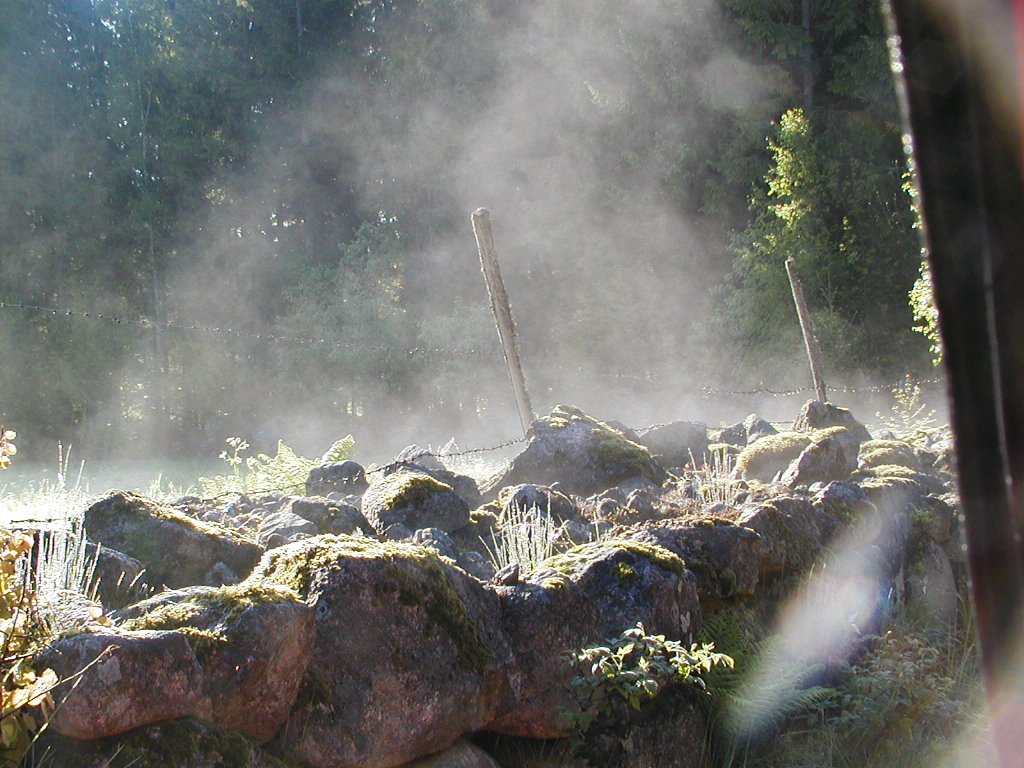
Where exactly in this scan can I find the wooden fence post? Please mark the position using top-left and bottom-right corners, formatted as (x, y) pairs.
(471, 208), (535, 435)
(785, 257), (828, 403)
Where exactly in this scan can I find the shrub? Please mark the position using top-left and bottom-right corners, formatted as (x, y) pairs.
(561, 622), (732, 745)
(1, 531), (57, 765)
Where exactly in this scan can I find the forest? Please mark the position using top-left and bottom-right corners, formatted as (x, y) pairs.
(0, 0), (933, 463)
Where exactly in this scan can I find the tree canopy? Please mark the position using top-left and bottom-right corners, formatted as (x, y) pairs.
(0, 0), (929, 462)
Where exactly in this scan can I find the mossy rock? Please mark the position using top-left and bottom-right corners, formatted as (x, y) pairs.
(246, 535), (516, 768)
(542, 538), (687, 580)
(488, 539), (699, 739)
(84, 490), (263, 589)
(483, 405), (667, 498)
(26, 717), (293, 768)
(793, 400), (872, 443)
(779, 427), (861, 488)
(114, 584), (316, 745)
(633, 521), (767, 604)
(119, 583), (303, 652)
(734, 432), (813, 482)
(854, 464), (949, 496)
(362, 470), (471, 534)
(734, 496), (828, 578)
(858, 440), (923, 471)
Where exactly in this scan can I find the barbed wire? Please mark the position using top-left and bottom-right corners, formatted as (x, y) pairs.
(700, 377), (942, 398)
(0, 301), (501, 357)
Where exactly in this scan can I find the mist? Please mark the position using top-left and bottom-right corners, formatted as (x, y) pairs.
(0, 0), (932, 467)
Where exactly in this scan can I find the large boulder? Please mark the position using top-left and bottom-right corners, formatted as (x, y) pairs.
(631, 519), (767, 604)
(485, 406), (667, 498)
(246, 535), (517, 768)
(635, 421), (709, 469)
(29, 717), (291, 768)
(84, 491), (263, 589)
(735, 496), (831, 579)
(487, 539), (699, 738)
(118, 584), (316, 744)
(386, 464), (485, 511)
(305, 460), (369, 497)
(793, 400), (872, 443)
(44, 584), (314, 745)
(779, 427), (861, 488)
(37, 629), (204, 740)
(734, 432), (812, 483)
(362, 470), (472, 535)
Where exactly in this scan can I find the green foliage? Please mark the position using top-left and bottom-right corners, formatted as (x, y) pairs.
(909, 261), (942, 364)
(561, 622), (733, 745)
(710, 0), (927, 381)
(198, 435), (354, 497)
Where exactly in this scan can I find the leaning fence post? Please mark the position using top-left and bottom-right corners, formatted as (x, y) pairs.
(471, 208), (535, 436)
(785, 257), (828, 403)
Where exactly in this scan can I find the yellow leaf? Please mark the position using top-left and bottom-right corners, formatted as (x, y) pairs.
(7, 687), (30, 712)
(27, 669), (57, 707)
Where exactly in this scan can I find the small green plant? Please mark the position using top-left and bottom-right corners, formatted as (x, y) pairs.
(199, 435), (355, 497)
(483, 503), (561, 573)
(561, 622), (733, 744)
(29, 520), (101, 637)
(877, 376), (937, 443)
(691, 449), (739, 508)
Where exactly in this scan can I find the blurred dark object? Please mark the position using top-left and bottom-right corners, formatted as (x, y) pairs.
(886, 0), (1024, 765)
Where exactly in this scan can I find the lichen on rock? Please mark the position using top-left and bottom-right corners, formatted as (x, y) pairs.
(485, 405), (667, 498)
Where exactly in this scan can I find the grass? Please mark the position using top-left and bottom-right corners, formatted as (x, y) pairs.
(483, 502), (562, 573)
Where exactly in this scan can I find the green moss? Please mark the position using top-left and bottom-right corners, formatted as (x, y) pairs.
(734, 432), (813, 482)
(542, 537), (687, 579)
(122, 584), (300, 655)
(611, 561), (640, 585)
(375, 472), (453, 510)
(868, 464), (920, 479)
(810, 426), (852, 441)
(95, 717), (280, 768)
(254, 535), (495, 676)
(858, 439), (921, 473)
(101, 491), (251, 543)
(546, 405), (661, 482)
